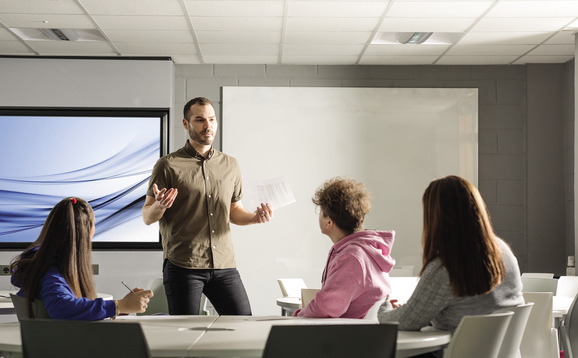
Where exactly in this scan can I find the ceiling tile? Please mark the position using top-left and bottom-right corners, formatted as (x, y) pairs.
(378, 17), (477, 32)
(436, 55), (519, 65)
(31, 41), (117, 55)
(192, 17), (283, 31)
(0, 0), (84, 14)
(288, 1), (388, 18)
(487, 1), (578, 17)
(528, 44), (575, 56)
(286, 17), (379, 31)
(170, 54), (202, 65)
(0, 14), (95, 28)
(0, 28), (14, 40)
(185, 1), (284, 17)
(446, 44), (535, 55)
(284, 31), (372, 45)
(387, 1), (493, 18)
(80, 0), (184, 16)
(458, 31), (552, 45)
(471, 17), (575, 32)
(93, 15), (189, 31)
(0, 40), (33, 53)
(105, 30), (195, 43)
(358, 55), (439, 65)
(116, 42), (197, 55)
(283, 44), (364, 56)
(514, 55), (574, 64)
(281, 55), (359, 65)
(365, 44), (449, 56)
(196, 31), (281, 44)
(544, 31), (577, 45)
(200, 43), (279, 56)
(203, 55), (279, 64)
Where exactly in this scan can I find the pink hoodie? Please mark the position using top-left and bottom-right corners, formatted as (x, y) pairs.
(293, 230), (395, 319)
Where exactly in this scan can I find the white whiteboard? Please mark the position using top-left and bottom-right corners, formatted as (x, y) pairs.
(222, 87), (478, 316)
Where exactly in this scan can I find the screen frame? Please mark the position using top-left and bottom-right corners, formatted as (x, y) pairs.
(0, 106), (169, 251)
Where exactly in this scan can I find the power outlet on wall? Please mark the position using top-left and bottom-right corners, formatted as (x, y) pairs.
(0, 265), (10, 276)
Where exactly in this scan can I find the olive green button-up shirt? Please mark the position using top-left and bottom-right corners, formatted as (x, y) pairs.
(147, 141), (243, 269)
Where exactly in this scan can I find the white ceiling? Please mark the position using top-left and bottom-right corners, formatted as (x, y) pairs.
(0, 0), (576, 65)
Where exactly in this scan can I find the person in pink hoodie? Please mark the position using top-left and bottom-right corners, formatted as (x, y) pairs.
(293, 177), (396, 319)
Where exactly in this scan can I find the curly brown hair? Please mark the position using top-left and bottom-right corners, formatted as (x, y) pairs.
(312, 177), (371, 234)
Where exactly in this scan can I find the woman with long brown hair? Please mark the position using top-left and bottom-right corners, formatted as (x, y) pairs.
(11, 197), (152, 320)
(378, 175), (523, 332)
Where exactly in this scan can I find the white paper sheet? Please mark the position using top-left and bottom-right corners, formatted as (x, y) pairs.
(242, 177), (296, 211)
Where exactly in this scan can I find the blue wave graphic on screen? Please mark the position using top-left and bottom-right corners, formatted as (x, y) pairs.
(0, 115), (161, 244)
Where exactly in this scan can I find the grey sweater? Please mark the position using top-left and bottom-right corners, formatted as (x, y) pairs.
(378, 238), (524, 332)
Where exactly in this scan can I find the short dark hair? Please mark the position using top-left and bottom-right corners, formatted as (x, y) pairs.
(183, 97), (213, 121)
(312, 177), (371, 234)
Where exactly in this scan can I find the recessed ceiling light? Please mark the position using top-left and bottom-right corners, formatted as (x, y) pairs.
(371, 32), (462, 46)
(9, 28), (106, 42)
(397, 32), (433, 45)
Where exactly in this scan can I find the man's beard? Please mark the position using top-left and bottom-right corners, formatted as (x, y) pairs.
(190, 128), (214, 146)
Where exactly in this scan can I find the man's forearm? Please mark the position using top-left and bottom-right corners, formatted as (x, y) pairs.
(142, 204), (165, 225)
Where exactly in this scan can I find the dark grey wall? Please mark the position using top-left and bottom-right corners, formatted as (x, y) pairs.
(175, 63), (575, 275)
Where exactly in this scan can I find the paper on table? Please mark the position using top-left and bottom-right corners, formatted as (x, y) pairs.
(243, 177), (296, 211)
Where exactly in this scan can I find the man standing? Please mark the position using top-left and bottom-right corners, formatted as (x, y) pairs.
(142, 97), (272, 315)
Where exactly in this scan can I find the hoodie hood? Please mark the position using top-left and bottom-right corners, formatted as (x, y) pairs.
(332, 230), (396, 273)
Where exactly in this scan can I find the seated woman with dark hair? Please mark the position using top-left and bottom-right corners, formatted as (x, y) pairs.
(11, 197), (153, 320)
(378, 175), (524, 333)
(293, 177), (395, 319)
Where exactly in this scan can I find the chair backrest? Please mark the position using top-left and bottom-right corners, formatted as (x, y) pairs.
(20, 319), (151, 358)
(262, 323), (398, 358)
(561, 292), (578, 358)
(521, 277), (558, 294)
(139, 277), (210, 315)
(494, 303), (534, 358)
(364, 297), (387, 321)
(556, 276), (578, 298)
(10, 294), (51, 320)
(389, 265), (415, 277)
(520, 292), (560, 358)
(443, 312), (513, 358)
(389, 276), (420, 304)
(138, 277), (168, 315)
(277, 278), (307, 297)
(300, 288), (320, 307)
(521, 273), (555, 279)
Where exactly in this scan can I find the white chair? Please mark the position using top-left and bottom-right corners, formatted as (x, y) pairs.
(389, 265), (415, 277)
(10, 294), (50, 320)
(520, 292), (560, 358)
(20, 319), (151, 358)
(560, 292), (578, 358)
(557, 276), (578, 298)
(521, 277), (558, 294)
(277, 278), (307, 297)
(522, 273), (555, 279)
(443, 312), (514, 358)
(139, 277), (209, 315)
(364, 297), (387, 321)
(494, 303), (534, 358)
(262, 323), (398, 358)
(389, 276), (420, 304)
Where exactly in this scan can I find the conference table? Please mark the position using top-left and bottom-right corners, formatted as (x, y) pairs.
(0, 291), (16, 315)
(0, 314), (451, 358)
